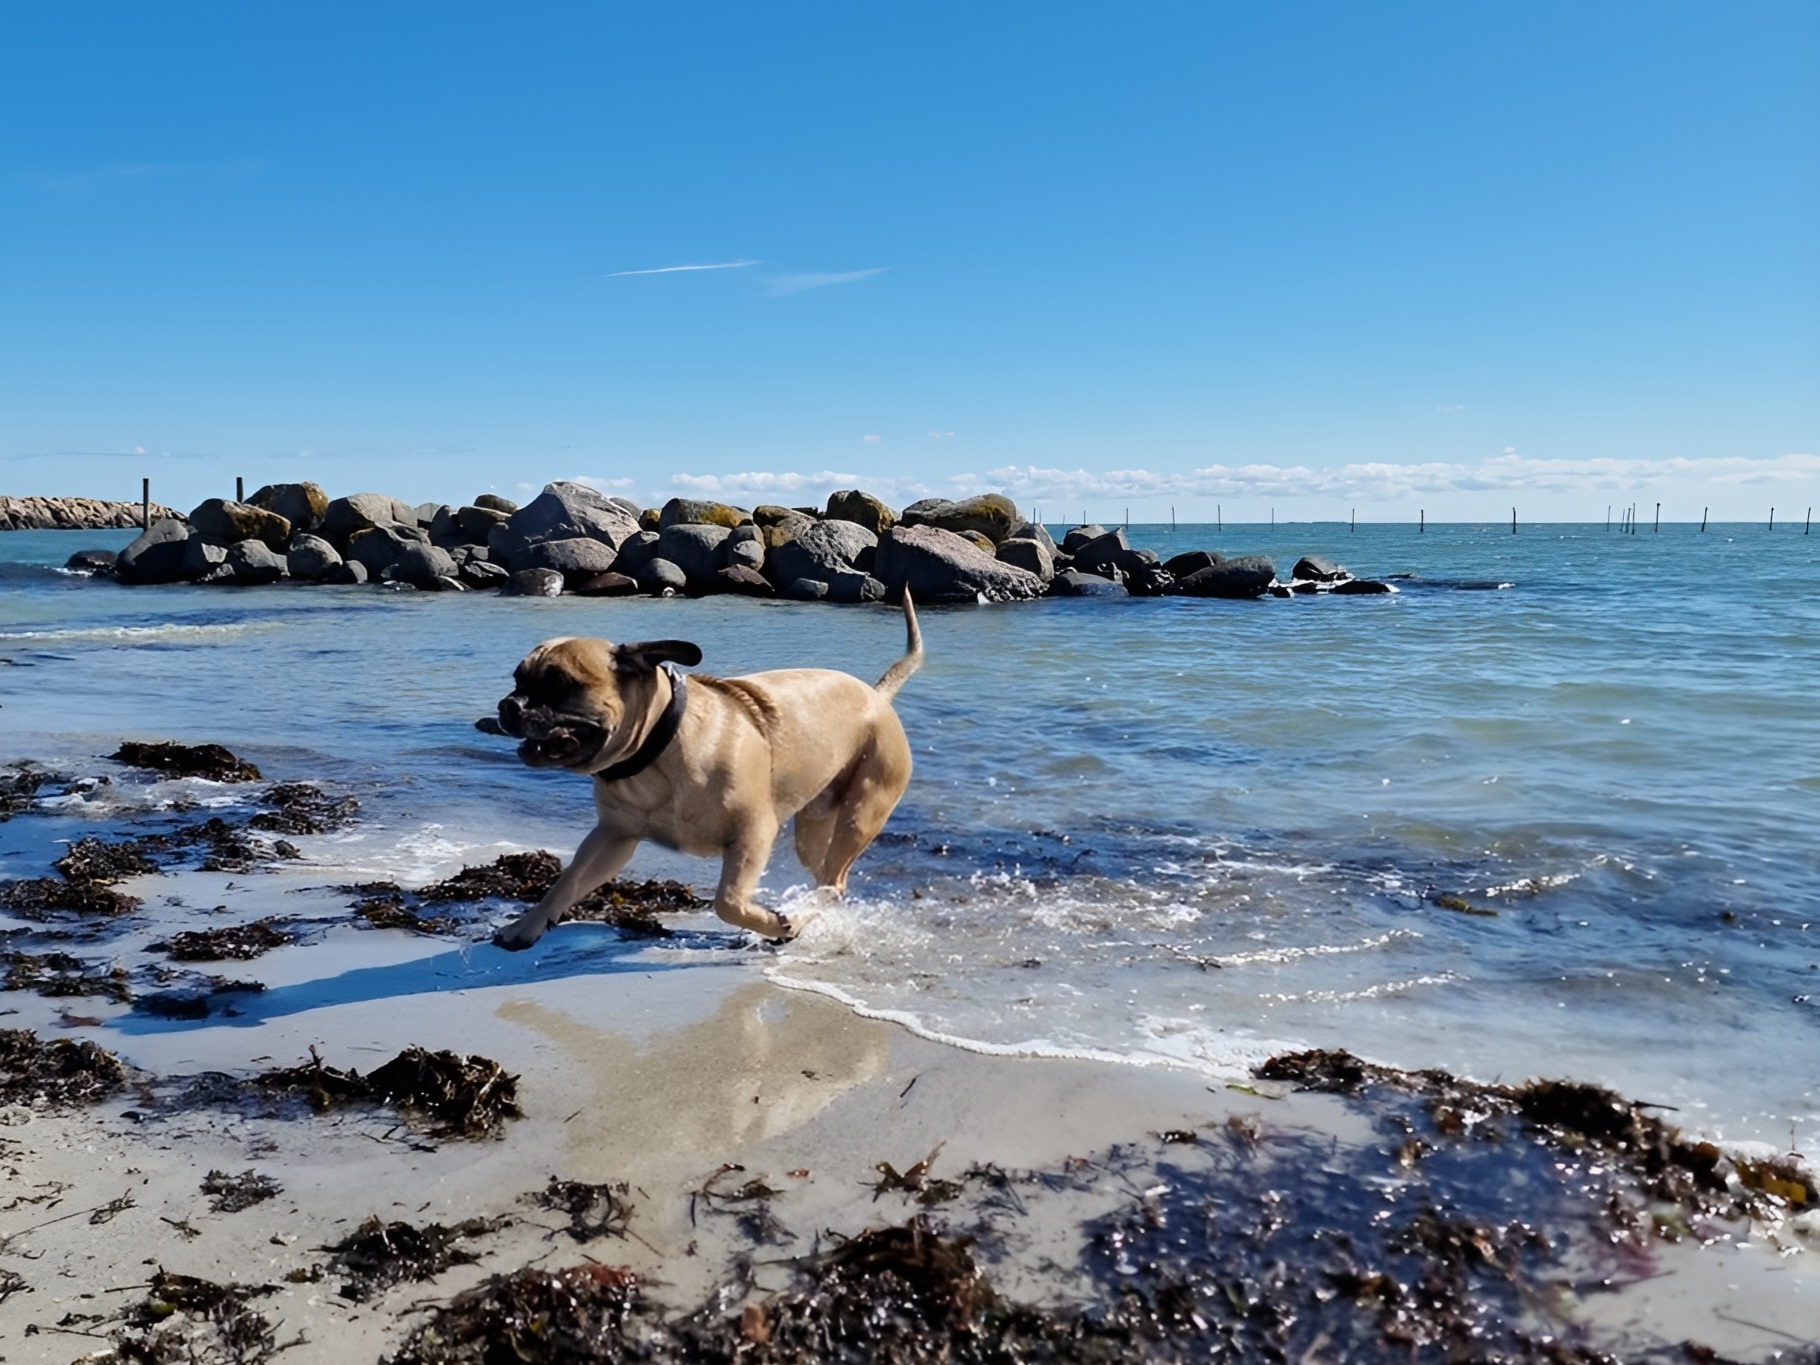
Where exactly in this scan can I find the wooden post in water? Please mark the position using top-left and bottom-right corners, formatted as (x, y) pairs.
(141, 477), (150, 530)
(1654, 502), (1660, 533)
(1351, 507), (1356, 531)
(1170, 505), (1176, 532)
(1701, 507), (1708, 532)
(1217, 504), (1222, 531)
(1806, 507), (1812, 535)
(1270, 507), (1275, 528)
(1769, 507), (1775, 531)
(1419, 509), (1425, 534)
(1511, 506), (1517, 535)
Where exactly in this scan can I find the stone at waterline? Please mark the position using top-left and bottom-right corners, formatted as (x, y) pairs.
(504, 568), (565, 598)
(1173, 555), (1276, 599)
(458, 559), (509, 588)
(392, 542), (458, 589)
(226, 540), (288, 585)
(1049, 570), (1128, 598)
(568, 571), (639, 597)
(873, 524), (1046, 604)
(1332, 578), (1394, 595)
(491, 482), (642, 570)
(180, 535), (229, 579)
(287, 534), (343, 581)
(634, 558), (687, 596)
(1163, 549), (1220, 578)
(1292, 555), (1348, 583)
(765, 519), (878, 586)
(610, 530), (662, 576)
(782, 577), (830, 601)
(323, 560), (369, 585)
(1061, 524), (1110, 555)
(825, 570), (886, 604)
(346, 524), (425, 578)
(825, 489), (897, 535)
(473, 493), (517, 515)
(65, 549), (118, 572)
(656, 523), (731, 588)
(523, 537), (618, 580)
(715, 565), (775, 597)
(247, 482), (329, 534)
(1070, 529), (1132, 576)
(189, 498), (292, 552)
(429, 575), (468, 592)
(996, 537), (1055, 581)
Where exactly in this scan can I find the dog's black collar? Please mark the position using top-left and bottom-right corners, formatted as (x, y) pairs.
(595, 664), (687, 783)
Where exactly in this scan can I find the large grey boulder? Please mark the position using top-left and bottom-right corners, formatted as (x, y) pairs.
(504, 568), (565, 598)
(324, 560), (369, 585)
(1071, 529), (1133, 577)
(766, 518), (877, 585)
(724, 530), (765, 573)
(781, 577), (829, 601)
(248, 482), (328, 534)
(453, 505), (508, 542)
(825, 489), (896, 534)
(114, 519), (196, 585)
(607, 496), (642, 519)
(1173, 555), (1276, 599)
(1163, 549), (1220, 578)
(181, 534), (228, 579)
(874, 525), (1045, 604)
(346, 524), (425, 578)
(996, 536), (1055, 581)
(473, 493), (518, 515)
(458, 558), (509, 589)
(524, 537), (619, 581)
(1061, 524), (1110, 555)
(611, 530), (663, 575)
(1009, 520), (1058, 554)
(657, 523), (731, 588)
(715, 565), (775, 597)
(391, 541), (458, 588)
(569, 571), (639, 597)
(322, 493), (416, 547)
(635, 558), (687, 595)
(1049, 570), (1128, 598)
(899, 493), (1021, 545)
(757, 510), (817, 553)
(1332, 577), (1394, 595)
(287, 534), (343, 581)
(826, 570), (887, 603)
(412, 502), (446, 530)
(658, 497), (748, 530)
(491, 482), (642, 570)
(227, 539), (288, 585)
(1292, 555), (1348, 583)
(189, 499), (291, 551)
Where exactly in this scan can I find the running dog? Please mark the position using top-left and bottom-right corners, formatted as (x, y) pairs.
(485, 594), (922, 948)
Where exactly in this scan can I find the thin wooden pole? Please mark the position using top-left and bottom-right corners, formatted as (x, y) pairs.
(141, 477), (150, 530)
(1701, 507), (1707, 532)
(1170, 505), (1176, 532)
(1511, 506), (1517, 535)
(1806, 507), (1812, 536)
(1419, 509), (1425, 534)
(1351, 507), (1355, 531)
(1654, 502), (1660, 533)
(236, 476), (243, 503)
(1217, 504), (1222, 531)
(1770, 507), (1775, 531)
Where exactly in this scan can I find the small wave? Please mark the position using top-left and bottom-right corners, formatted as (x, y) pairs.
(1258, 971), (1465, 1005)
(1205, 928), (1420, 968)
(0, 623), (268, 643)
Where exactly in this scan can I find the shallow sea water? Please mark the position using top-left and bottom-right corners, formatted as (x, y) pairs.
(2, 522), (1816, 1145)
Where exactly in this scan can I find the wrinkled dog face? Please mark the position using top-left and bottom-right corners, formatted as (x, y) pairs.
(496, 636), (702, 771)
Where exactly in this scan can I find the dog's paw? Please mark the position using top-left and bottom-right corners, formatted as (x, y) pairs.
(765, 908), (820, 945)
(491, 923), (542, 952)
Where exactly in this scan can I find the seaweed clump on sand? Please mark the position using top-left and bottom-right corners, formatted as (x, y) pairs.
(0, 872), (141, 918)
(110, 740), (263, 783)
(390, 1263), (642, 1365)
(151, 919), (292, 962)
(325, 1214), (508, 1301)
(54, 835), (159, 883)
(255, 1045), (521, 1138)
(248, 781), (359, 835)
(2, 949), (132, 1001)
(200, 1169), (283, 1213)
(349, 851), (703, 938)
(531, 1177), (633, 1242)
(0, 1028), (127, 1107)
(106, 1271), (281, 1365)
(0, 762), (62, 821)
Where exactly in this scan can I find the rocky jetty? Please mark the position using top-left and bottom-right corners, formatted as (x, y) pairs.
(42, 479), (1397, 604)
(0, 494), (178, 531)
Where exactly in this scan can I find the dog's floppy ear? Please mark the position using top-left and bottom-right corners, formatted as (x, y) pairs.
(613, 639), (703, 673)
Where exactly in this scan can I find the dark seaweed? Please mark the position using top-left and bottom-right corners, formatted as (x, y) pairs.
(248, 782), (359, 835)
(325, 1213), (508, 1301)
(255, 1045), (521, 1138)
(2, 949), (132, 1001)
(200, 1168), (283, 1213)
(417, 849), (562, 901)
(54, 835), (159, 883)
(153, 919), (292, 962)
(0, 1027), (127, 1106)
(110, 741), (263, 783)
(109, 1271), (280, 1364)
(0, 875), (140, 917)
(532, 1177), (633, 1242)
(389, 1262), (641, 1364)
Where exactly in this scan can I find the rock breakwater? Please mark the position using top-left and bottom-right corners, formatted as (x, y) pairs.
(39, 479), (1399, 604)
(0, 493), (178, 531)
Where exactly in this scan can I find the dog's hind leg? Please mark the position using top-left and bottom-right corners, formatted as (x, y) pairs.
(493, 829), (637, 951)
(802, 729), (913, 896)
(713, 821), (796, 940)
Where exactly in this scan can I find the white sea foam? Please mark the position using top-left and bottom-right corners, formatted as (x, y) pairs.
(0, 623), (268, 643)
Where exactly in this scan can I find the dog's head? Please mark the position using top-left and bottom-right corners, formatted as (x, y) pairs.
(491, 636), (702, 771)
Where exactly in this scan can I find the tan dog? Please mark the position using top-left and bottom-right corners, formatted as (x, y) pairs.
(489, 594), (922, 949)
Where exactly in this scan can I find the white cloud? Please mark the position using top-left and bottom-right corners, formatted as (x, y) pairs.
(928, 431), (955, 440)
(604, 259), (760, 278)
(1434, 404), (1465, 412)
(763, 267), (888, 296)
(862, 434), (881, 444)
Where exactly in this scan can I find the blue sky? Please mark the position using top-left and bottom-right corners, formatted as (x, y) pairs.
(1, 3), (1814, 521)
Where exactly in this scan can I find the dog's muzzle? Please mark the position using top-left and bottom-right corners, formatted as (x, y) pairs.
(493, 695), (608, 769)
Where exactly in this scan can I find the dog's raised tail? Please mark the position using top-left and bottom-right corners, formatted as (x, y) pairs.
(874, 589), (924, 701)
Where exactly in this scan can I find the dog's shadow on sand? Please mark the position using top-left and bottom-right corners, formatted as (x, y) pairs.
(109, 926), (744, 1035)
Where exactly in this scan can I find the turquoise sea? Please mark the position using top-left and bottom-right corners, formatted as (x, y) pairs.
(2, 522), (1816, 1144)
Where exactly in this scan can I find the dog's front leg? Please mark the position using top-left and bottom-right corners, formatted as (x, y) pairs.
(493, 828), (638, 951)
(712, 823), (794, 940)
